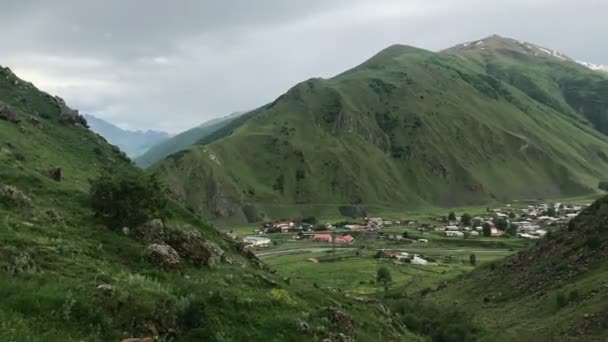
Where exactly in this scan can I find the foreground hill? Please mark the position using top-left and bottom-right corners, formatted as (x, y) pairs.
(135, 111), (244, 168)
(84, 114), (171, 158)
(429, 195), (608, 341)
(152, 35), (608, 223)
(0, 66), (411, 340)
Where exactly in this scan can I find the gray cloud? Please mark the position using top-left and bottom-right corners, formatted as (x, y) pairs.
(1, 0), (606, 132)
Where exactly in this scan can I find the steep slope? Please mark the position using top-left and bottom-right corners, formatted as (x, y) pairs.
(134, 111), (244, 168)
(84, 114), (171, 158)
(0, 66), (411, 341)
(430, 195), (608, 341)
(152, 37), (608, 223)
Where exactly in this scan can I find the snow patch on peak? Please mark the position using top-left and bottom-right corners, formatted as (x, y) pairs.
(577, 61), (608, 73)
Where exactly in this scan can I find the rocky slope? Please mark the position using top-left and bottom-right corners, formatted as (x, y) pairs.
(152, 35), (608, 223)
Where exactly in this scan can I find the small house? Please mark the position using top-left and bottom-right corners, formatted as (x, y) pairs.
(243, 236), (272, 247)
(313, 234), (333, 242)
(335, 235), (354, 244)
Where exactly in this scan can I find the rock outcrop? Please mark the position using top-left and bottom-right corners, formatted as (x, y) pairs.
(166, 229), (224, 267)
(0, 185), (32, 207)
(144, 244), (180, 271)
(135, 219), (225, 270)
(0, 103), (20, 123)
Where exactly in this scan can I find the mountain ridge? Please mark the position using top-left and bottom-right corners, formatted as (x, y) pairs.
(151, 35), (608, 223)
(84, 114), (171, 158)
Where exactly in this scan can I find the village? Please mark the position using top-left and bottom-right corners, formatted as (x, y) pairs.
(234, 201), (589, 257)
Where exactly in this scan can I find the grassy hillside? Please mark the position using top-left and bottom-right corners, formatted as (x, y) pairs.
(428, 195), (608, 341)
(152, 36), (608, 223)
(0, 66), (414, 341)
(135, 112), (245, 168)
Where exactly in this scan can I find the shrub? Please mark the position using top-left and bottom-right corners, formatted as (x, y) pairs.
(448, 212), (457, 221)
(89, 168), (168, 229)
(586, 235), (602, 250)
(556, 292), (568, 309)
(482, 223), (492, 237)
(568, 290), (580, 303)
(599, 181), (608, 192)
(461, 213), (472, 226)
(469, 254), (477, 266)
(376, 267), (392, 291)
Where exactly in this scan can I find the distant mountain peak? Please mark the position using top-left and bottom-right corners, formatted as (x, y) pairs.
(84, 114), (171, 158)
(443, 35), (575, 63)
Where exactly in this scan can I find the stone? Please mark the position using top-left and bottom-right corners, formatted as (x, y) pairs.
(121, 338), (155, 342)
(96, 284), (114, 295)
(47, 167), (61, 182)
(0, 185), (32, 207)
(165, 229), (224, 267)
(45, 209), (63, 223)
(145, 244), (180, 271)
(0, 104), (20, 123)
(133, 219), (166, 243)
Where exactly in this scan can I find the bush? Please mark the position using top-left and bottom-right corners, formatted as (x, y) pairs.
(586, 235), (602, 250)
(568, 290), (580, 303)
(461, 213), (472, 226)
(482, 223), (492, 237)
(376, 267), (392, 291)
(556, 292), (568, 309)
(599, 181), (608, 192)
(90, 168), (168, 229)
(448, 212), (457, 221)
(469, 254), (477, 266)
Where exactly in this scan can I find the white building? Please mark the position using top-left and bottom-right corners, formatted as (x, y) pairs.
(445, 231), (464, 237)
(243, 236), (271, 247)
(411, 256), (429, 265)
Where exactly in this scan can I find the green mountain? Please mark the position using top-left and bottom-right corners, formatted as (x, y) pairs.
(0, 66), (411, 340)
(135, 112), (245, 168)
(151, 35), (608, 223)
(84, 114), (171, 158)
(430, 195), (608, 341)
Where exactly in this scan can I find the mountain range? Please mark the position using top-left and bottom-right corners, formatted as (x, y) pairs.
(134, 111), (245, 168)
(84, 114), (171, 158)
(150, 35), (608, 223)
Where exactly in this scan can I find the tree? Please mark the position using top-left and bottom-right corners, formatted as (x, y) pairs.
(461, 213), (472, 226)
(506, 223), (518, 237)
(448, 212), (457, 221)
(495, 218), (508, 231)
(402, 231), (409, 239)
(599, 181), (608, 192)
(482, 223), (492, 237)
(469, 253), (477, 266)
(508, 212), (516, 219)
(302, 216), (317, 225)
(376, 266), (393, 291)
(545, 206), (557, 217)
(90, 168), (168, 230)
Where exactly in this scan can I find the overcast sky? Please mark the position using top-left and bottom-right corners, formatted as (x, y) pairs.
(1, 0), (606, 133)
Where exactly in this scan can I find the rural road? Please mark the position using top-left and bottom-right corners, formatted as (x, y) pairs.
(256, 247), (514, 257)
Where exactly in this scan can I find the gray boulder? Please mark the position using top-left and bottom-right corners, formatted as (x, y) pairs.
(145, 243), (180, 271)
(0, 185), (32, 207)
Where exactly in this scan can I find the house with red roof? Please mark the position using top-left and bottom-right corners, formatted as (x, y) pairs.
(335, 235), (354, 244)
(313, 234), (333, 242)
